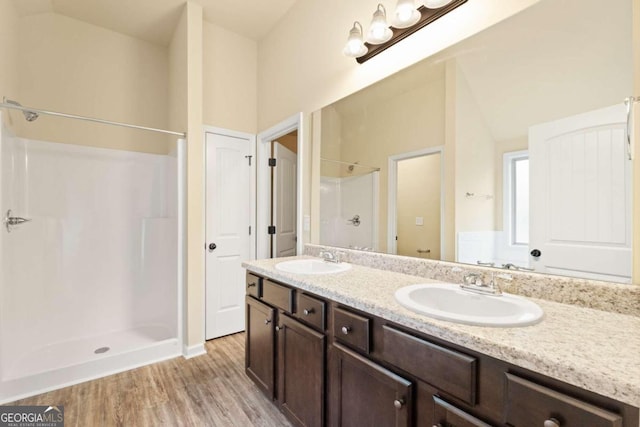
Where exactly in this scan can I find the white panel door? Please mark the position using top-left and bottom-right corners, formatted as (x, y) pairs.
(205, 131), (253, 340)
(529, 104), (632, 282)
(272, 143), (297, 258)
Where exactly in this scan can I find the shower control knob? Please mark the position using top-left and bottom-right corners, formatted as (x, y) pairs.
(208, 243), (217, 252)
(530, 249), (541, 258)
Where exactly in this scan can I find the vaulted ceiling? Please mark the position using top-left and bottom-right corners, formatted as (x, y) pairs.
(11, 0), (298, 45)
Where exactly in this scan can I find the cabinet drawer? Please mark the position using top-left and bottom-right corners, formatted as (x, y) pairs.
(333, 307), (370, 353)
(296, 293), (326, 331)
(382, 325), (477, 405)
(504, 373), (623, 427)
(262, 280), (294, 313)
(246, 272), (262, 298)
(433, 396), (491, 427)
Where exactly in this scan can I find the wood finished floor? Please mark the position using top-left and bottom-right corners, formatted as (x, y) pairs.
(8, 333), (293, 427)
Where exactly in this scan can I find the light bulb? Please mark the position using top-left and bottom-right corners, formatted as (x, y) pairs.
(423, 0), (454, 8)
(343, 22), (368, 58)
(366, 4), (393, 44)
(393, 0), (420, 29)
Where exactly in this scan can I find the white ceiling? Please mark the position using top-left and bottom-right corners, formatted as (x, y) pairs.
(11, 0), (298, 45)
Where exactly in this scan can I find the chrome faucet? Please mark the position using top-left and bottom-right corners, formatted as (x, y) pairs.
(320, 250), (340, 263)
(460, 272), (502, 296)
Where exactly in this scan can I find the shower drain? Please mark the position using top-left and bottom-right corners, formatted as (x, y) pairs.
(94, 346), (110, 354)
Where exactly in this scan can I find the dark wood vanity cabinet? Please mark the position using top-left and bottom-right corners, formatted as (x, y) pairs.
(245, 295), (275, 399)
(329, 343), (412, 427)
(278, 314), (325, 427)
(245, 278), (325, 427)
(244, 272), (639, 427)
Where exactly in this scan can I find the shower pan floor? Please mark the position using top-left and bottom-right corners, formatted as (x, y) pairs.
(4, 324), (175, 382)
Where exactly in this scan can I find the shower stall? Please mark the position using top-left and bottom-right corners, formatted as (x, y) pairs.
(0, 102), (185, 403)
(320, 159), (379, 250)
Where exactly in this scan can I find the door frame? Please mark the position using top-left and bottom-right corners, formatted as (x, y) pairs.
(387, 146), (445, 256)
(257, 113), (304, 259)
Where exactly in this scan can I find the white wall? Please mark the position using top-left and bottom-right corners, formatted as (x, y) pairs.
(203, 22), (257, 133)
(16, 12), (170, 154)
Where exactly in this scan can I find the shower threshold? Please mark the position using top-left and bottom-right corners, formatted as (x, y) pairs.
(3, 324), (175, 382)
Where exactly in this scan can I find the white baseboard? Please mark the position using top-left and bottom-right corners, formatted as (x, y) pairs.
(183, 343), (207, 359)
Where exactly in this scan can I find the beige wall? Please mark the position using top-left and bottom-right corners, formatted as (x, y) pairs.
(453, 61), (496, 232)
(269, 0), (541, 261)
(16, 12), (171, 154)
(203, 22), (257, 133)
(397, 154), (441, 259)
(0, 0), (19, 128)
(258, 0), (541, 131)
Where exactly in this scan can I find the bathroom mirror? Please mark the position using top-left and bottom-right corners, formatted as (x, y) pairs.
(314, 0), (633, 283)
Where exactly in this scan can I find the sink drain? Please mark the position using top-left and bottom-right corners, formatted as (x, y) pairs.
(94, 346), (110, 354)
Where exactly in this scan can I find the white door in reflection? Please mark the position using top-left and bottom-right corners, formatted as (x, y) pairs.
(529, 104), (632, 283)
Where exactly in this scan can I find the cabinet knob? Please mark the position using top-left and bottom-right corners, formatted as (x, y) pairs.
(393, 399), (405, 409)
(264, 319), (271, 325)
(544, 419), (561, 427)
(275, 325), (285, 332)
(432, 424), (443, 427)
(341, 326), (351, 335)
(303, 308), (314, 316)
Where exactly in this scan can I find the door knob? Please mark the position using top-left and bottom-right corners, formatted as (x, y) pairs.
(208, 243), (217, 252)
(530, 249), (541, 257)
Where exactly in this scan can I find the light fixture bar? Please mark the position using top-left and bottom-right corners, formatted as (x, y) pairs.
(356, 0), (468, 64)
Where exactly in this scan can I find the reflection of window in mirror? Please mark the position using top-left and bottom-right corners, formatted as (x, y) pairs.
(503, 151), (529, 247)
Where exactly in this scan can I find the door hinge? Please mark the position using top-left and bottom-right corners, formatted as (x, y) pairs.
(245, 155), (252, 166)
(268, 158), (276, 167)
(268, 225), (276, 235)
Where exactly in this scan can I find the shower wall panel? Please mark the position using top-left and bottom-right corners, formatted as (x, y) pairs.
(0, 135), (177, 378)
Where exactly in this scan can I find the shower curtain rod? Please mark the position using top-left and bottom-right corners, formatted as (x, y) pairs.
(0, 100), (186, 137)
(320, 157), (381, 171)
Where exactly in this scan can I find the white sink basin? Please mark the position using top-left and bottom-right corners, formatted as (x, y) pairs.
(394, 283), (543, 327)
(275, 259), (352, 275)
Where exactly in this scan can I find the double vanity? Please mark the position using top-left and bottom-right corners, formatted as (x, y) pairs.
(242, 247), (640, 427)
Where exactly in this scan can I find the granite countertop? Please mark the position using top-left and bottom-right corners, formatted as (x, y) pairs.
(243, 255), (640, 408)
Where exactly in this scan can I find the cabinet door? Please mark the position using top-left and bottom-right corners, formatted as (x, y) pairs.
(278, 314), (325, 427)
(246, 296), (276, 399)
(433, 396), (492, 427)
(329, 343), (412, 427)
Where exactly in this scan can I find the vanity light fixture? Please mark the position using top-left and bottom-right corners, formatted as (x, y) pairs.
(393, 0), (421, 28)
(344, 0), (467, 63)
(424, 0), (455, 8)
(343, 22), (368, 58)
(366, 4), (393, 44)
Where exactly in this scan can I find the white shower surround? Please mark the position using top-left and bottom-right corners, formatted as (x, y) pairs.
(320, 172), (379, 251)
(0, 117), (183, 403)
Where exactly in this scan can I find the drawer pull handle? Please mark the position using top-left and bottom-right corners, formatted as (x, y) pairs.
(341, 326), (351, 335)
(303, 308), (314, 316)
(264, 319), (271, 325)
(247, 282), (257, 288)
(393, 399), (405, 409)
(544, 419), (560, 427)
